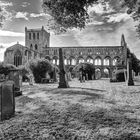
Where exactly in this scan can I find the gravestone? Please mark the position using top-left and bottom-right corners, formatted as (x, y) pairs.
(0, 80), (15, 121)
(8, 69), (22, 96)
(58, 48), (69, 88)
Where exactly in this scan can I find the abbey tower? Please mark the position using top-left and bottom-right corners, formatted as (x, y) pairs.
(25, 26), (50, 53)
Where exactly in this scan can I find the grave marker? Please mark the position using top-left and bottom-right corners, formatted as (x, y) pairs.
(0, 80), (15, 121)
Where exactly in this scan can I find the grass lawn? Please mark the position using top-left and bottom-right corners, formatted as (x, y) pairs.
(1, 78), (140, 139)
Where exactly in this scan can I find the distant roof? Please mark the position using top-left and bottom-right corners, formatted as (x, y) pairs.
(47, 46), (122, 49)
(26, 26), (50, 34)
(27, 28), (43, 31)
(6, 43), (25, 51)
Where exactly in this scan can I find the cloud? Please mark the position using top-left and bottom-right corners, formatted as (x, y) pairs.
(0, 41), (24, 48)
(87, 20), (104, 25)
(30, 12), (50, 18)
(0, 30), (24, 37)
(107, 13), (131, 23)
(0, 1), (13, 7)
(0, 1), (13, 22)
(15, 12), (28, 20)
(21, 2), (30, 7)
(30, 13), (46, 18)
(88, 2), (115, 15)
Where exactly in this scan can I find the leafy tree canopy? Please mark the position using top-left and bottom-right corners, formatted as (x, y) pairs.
(43, 0), (140, 34)
(43, 0), (98, 33)
(0, 7), (5, 27)
(0, 62), (17, 75)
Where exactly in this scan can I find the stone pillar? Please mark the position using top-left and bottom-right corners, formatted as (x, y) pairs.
(127, 55), (134, 86)
(58, 48), (69, 88)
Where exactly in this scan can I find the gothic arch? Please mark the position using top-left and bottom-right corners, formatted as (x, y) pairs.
(113, 56), (120, 66)
(33, 33), (36, 40)
(25, 50), (28, 56)
(103, 67), (110, 78)
(14, 50), (22, 66)
(86, 56), (93, 63)
(45, 56), (51, 61)
(95, 56), (102, 66)
(69, 56), (76, 65)
(103, 56), (111, 66)
(95, 68), (101, 79)
(52, 56), (59, 65)
(77, 56), (84, 64)
(35, 44), (38, 50)
(64, 56), (68, 65)
(30, 44), (33, 50)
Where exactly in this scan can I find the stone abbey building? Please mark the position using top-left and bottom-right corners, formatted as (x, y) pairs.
(4, 26), (128, 78)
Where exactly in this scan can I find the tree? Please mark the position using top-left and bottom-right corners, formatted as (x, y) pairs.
(131, 53), (140, 75)
(42, 0), (98, 33)
(0, 7), (6, 27)
(43, 0), (140, 35)
(0, 62), (17, 75)
(27, 58), (55, 83)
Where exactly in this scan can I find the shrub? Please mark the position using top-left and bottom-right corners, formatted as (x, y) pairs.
(18, 65), (30, 82)
(28, 58), (54, 83)
(0, 62), (17, 75)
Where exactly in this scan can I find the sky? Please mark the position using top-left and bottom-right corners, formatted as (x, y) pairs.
(0, 0), (140, 61)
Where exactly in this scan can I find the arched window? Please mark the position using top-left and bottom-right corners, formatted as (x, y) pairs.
(35, 44), (38, 50)
(25, 50), (28, 56)
(70, 58), (76, 65)
(64, 59), (67, 65)
(86, 57), (93, 63)
(95, 57), (102, 65)
(95, 68), (101, 79)
(52, 56), (59, 65)
(37, 33), (39, 39)
(103, 57), (110, 66)
(45, 56), (51, 61)
(104, 68), (110, 78)
(29, 33), (31, 40)
(33, 33), (35, 40)
(28, 51), (31, 60)
(14, 50), (22, 66)
(30, 44), (33, 50)
(113, 56), (120, 66)
(78, 57), (84, 64)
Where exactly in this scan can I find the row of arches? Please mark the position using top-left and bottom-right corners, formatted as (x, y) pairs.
(45, 56), (121, 66)
(29, 32), (39, 40)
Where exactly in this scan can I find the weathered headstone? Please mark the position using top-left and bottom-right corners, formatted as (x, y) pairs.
(8, 70), (22, 96)
(58, 48), (69, 88)
(0, 80), (15, 121)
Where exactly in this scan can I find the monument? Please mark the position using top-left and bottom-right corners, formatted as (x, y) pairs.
(127, 54), (134, 86)
(58, 48), (69, 88)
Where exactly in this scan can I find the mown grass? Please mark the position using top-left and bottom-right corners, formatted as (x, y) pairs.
(1, 79), (140, 140)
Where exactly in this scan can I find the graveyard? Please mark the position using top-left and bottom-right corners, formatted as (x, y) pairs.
(1, 0), (140, 139)
(0, 78), (140, 139)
